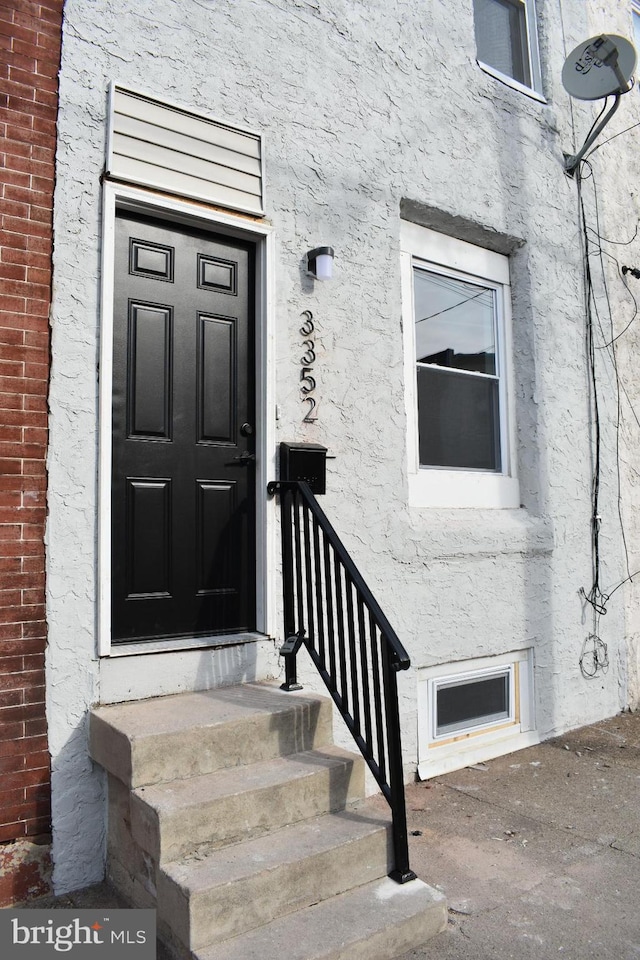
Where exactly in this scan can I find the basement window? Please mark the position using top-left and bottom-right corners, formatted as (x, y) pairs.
(435, 669), (511, 737)
(417, 650), (537, 778)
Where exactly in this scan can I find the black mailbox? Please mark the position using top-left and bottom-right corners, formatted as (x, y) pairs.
(279, 442), (328, 495)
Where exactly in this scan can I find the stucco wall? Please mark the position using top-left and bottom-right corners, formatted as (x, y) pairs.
(47, 0), (640, 892)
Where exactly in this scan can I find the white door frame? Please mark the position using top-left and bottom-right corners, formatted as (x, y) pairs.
(98, 181), (276, 657)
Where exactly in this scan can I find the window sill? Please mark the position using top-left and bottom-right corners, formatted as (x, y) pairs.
(409, 467), (519, 510)
(418, 728), (540, 779)
(476, 60), (547, 104)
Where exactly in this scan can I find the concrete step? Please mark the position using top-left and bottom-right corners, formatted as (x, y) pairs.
(90, 682), (446, 960)
(90, 682), (333, 788)
(131, 745), (366, 863)
(160, 802), (393, 953)
(194, 876), (447, 960)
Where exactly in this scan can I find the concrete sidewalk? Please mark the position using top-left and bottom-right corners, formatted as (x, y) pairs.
(18, 711), (640, 960)
(392, 710), (640, 960)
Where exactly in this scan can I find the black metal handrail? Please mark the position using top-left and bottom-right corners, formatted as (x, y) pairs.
(268, 480), (416, 884)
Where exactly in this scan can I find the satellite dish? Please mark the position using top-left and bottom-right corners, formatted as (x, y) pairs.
(562, 34), (636, 100)
(562, 34), (637, 174)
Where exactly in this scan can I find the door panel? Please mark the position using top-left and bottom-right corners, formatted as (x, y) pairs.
(128, 302), (172, 438)
(126, 479), (172, 597)
(198, 314), (235, 442)
(112, 212), (256, 643)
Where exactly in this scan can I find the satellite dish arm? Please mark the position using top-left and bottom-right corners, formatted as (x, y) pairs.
(597, 37), (632, 94)
(564, 93), (621, 176)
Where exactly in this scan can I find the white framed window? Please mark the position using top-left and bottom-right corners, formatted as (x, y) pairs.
(400, 221), (519, 509)
(417, 649), (538, 779)
(472, 0), (544, 99)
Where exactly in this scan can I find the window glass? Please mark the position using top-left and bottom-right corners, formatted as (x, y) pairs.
(474, 0), (530, 87)
(473, 0), (543, 95)
(414, 268), (501, 471)
(416, 367), (500, 470)
(436, 672), (510, 736)
(414, 271), (496, 375)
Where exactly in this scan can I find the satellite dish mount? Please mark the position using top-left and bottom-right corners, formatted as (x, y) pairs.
(561, 34), (637, 176)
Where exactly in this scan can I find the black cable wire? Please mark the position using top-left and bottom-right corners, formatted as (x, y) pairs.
(585, 113), (640, 159)
(577, 168), (605, 621)
(604, 568), (640, 601)
(416, 286), (490, 325)
(566, 102), (640, 651)
(572, 232), (640, 476)
(583, 97), (612, 152)
(592, 249), (640, 349)
(583, 162), (631, 581)
(573, 157), (640, 655)
(579, 634), (609, 678)
(586, 220), (639, 246)
(598, 298), (638, 347)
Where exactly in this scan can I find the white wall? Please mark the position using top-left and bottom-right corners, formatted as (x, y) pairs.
(47, 0), (640, 892)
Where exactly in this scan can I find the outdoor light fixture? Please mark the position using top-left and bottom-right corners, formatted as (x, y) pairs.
(307, 246), (334, 281)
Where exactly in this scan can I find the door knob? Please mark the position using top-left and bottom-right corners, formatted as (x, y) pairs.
(240, 422), (254, 436)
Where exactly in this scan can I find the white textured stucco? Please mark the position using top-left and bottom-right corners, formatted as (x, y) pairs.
(47, 0), (640, 892)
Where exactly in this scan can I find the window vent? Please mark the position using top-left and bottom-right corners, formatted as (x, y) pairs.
(436, 669), (510, 737)
(106, 85), (264, 217)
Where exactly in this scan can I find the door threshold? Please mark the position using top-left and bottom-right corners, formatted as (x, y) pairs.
(107, 631), (266, 658)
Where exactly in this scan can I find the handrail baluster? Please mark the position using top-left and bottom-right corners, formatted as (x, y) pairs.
(345, 573), (361, 738)
(323, 531), (337, 689)
(302, 502), (316, 648)
(268, 479), (416, 884)
(357, 597), (373, 754)
(312, 515), (325, 669)
(369, 613), (387, 788)
(334, 556), (349, 717)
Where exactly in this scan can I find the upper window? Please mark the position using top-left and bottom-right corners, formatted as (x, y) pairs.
(400, 222), (519, 509)
(473, 0), (543, 97)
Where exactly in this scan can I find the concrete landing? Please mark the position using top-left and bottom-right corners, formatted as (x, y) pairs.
(390, 711), (640, 960)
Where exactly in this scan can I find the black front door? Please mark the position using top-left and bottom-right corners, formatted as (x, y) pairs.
(111, 212), (256, 643)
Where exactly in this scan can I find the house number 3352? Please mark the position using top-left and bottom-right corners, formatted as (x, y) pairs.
(300, 310), (318, 422)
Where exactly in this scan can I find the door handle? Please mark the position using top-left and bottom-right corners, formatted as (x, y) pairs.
(231, 451), (256, 465)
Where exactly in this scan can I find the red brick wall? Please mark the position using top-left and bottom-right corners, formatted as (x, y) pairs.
(0, 0), (63, 904)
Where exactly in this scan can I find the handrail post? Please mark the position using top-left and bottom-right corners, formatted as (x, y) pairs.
(383, 647), (417, 884)
(279, 483), (303, 691)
